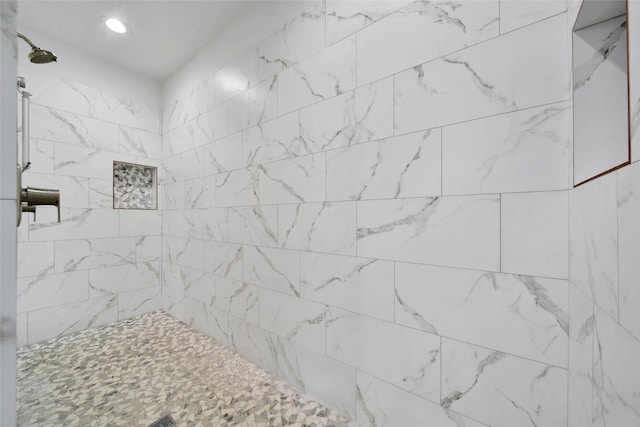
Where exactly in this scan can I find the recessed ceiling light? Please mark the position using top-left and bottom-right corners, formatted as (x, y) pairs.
(105, 18), (127, 34)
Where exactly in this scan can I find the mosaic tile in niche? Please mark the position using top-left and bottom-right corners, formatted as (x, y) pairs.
(113, 161), (157, 209)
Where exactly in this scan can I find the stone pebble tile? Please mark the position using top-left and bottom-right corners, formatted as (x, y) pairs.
(17, 311), (357, 427)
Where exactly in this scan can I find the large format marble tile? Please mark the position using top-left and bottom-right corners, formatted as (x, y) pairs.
(300, 252), (394, 321)
(356, 196), (500, 271)
(227, 76), (278, 134)
(278, 202), (356, 255)
(27, 296), (118, 344)
(327, 129), (441, 201)
(617, 163), (640, 340)
(163, 209), (195, 238)
(242, 245), (300, 296)
(30, 104), (119, 151)
(228, 205), (278, 247)
(17, 270), (89, 313)
(357, 0), (499, 85)
(241, 111), (299, 167)
(119, 210), (161, 237)
(327, 309), (440, 402)
(441, 339), (567, 427)
(356, 372), (487, 427)
(216, 277), (259, 325)
(501, 191), (569, 279)
(185, 298), (228, 346)
(54, 143), (135, 180)
(277, 337), (357, 420)
(215, 168), (260, 207)
(259, 288), (327, 353)
(194, 208), (228, 242)
(135, 236), (161, 263)
(22, 173), (90, 209)
(277, 35), (356, 115)
(18, 66), (91, 116)
(257, 153), (326, 204)
(568, 284), (594, 427)
(228, 315), (278, 375)
(89, 88), (160, 134)
(593, 308), (640, 426)
(88, 261), (160, 297)
(117, 286), (161, 320)
(118, 126), (161, 159)
(198, 132), (242, 176)
(395, 263), (568, 367)
(394, 14), (569, 134)
(184, 176), (216, 209)
(162, 150), (201, 184)
(54, 237), (136, 272)
(570, 172), (619, 319)
(164, 237), (204, 271)
(17, 241), (53, 278)
(441, 101), (571, 195)
(499, 0), (567, 34)
(299, 77), (393, 154)
(325, 0), (412, 46)
(183, 269), (215, 306)
(28, 208), (119, 242)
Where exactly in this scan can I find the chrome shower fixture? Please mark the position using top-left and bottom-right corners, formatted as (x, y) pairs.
(17, 32), (57, 63)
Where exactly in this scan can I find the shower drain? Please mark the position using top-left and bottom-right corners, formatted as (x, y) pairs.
(148, 415), (176, 427)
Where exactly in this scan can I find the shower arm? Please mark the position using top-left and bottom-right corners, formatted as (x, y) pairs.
(17, 32), (37, 49)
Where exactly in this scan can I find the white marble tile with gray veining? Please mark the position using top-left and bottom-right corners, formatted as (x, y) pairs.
(163, 209), (195, 238)
(215, 168), (260, 207)
(396, 262), (569, 367)
(18, 270), (89, 313)
(242, 111), (300, 167)
(162, 182), (185, 210)
(184, 176), (215, 209)
(568, 284), (594, 427)
(327, 308), (440, 402)
(89, 178), (113, 209)
(501, 191), (569, 279)
(204, 241), (243, 281)
(299, 77), (393, 154)
(441, 338), (567, 427)
(243, 245), (300, 297)
(394, 14), (569, 134)
(618, 163), (640, 340)
(30, 104), (119, 151)
(277, 337), (357, 420)
(135, 236), (161, 263)
(278, 202), (356, 255)
(500, 0), (566, 34)
(164, 237), (204, 271)
(356, 371), (488, 427)
(119, 210), (161, 237)
(162, 92), (189, 134)
(442, 101), (571, 195)
(327, 129), (441, 201)
(257, 1), (325, 71)
(216, 277), (259, 325)
(358, 0), (499, 85)
(183, 297), (229, 346)
(215, 47), (275, 106)
(163, 262), (201, 293)
(26, 139), (54, 174)
(592, 308), (640, 427)
(300, 252), (394, 321)
(54, 237), (136, 273)
(22, 172), (91, 209)
(27, 296), (118, 344)
(198, 132), (242, 176)
(29, 208), (119, 242)
(193, 104), (228, 148)
(227, 76), (278, 134)
(194, 208), (228, 242)
(260, 288), (327, 353)
(228, 205), (278, 247)
(54, 144), (135, 180)
(17, 241), (54, 279)
(90, 88), (160, 134)
(183, 270), (215, 306)
(118, 126), (161, 159)
(228, 315), (277, 375)
(88, 261), (160, 297)
(357, 196), (500, 271)
(570, 172), (619, 319)
(19, 66), (91, 116)
(162, 286), (185, 319)
(325, 0), (413, 46)
(117, 286), (161, 320)
(161, 150), (201, 184)
(258, 153), (326, 205)
(278, 35), (356, 115)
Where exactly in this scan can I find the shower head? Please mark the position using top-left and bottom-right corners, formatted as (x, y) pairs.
(17, 33), (57, 64)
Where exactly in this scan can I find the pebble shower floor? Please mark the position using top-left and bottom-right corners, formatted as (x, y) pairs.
(16, 311), (356, 426)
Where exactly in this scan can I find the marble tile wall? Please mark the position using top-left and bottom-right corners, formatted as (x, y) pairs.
(160, 1), (603, 425)
(16, 64), (162, 346)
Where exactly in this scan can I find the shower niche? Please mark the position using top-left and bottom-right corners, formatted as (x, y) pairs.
(573, 0), (631, 186)
(113, 161), (158, 210)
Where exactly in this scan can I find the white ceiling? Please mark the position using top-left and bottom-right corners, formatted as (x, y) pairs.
(16, 1), (257, 82)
